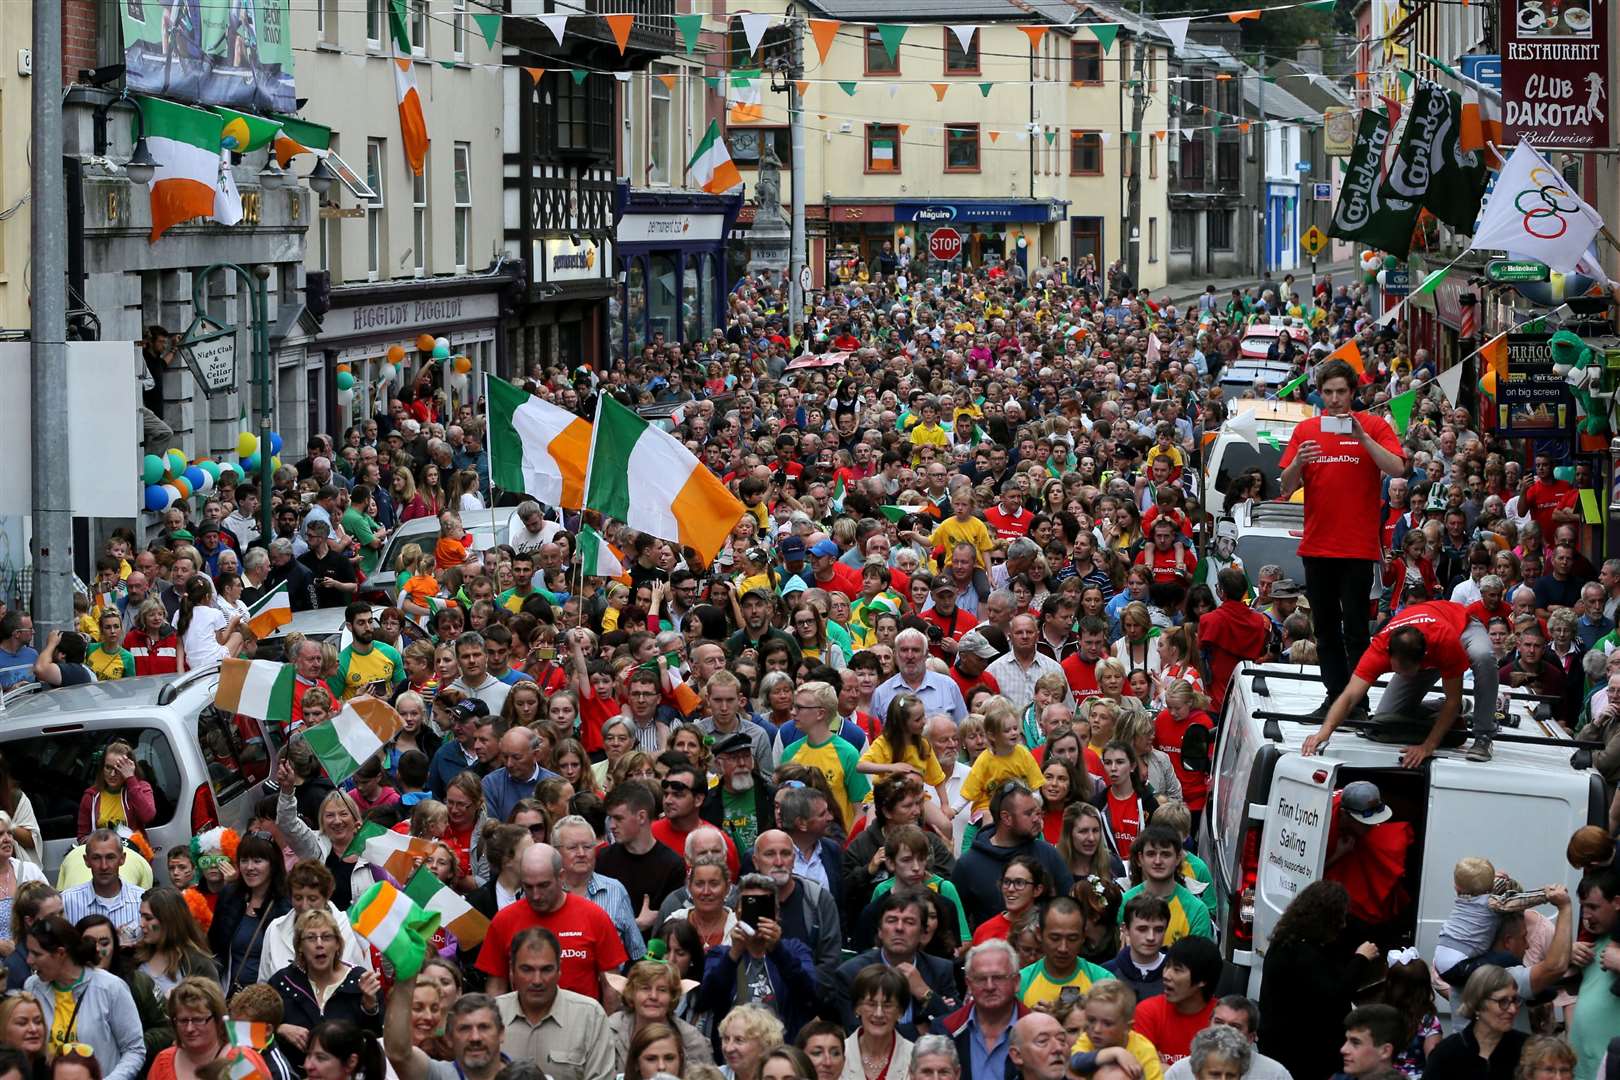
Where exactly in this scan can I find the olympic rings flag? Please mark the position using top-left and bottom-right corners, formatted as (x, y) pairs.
(1469, 141), (1606, 273)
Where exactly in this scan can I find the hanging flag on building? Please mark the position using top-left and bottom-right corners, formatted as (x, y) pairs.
(686, 120), (743, 195)
(1377, 78), (1485, 233)
(1470, 141), (1605, 273)
(141, 96), (229, 243)
(1327, 107), (1420, 255)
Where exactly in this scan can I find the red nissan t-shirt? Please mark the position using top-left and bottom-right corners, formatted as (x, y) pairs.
(1154, 708), (1215, 811)
(476, 893), (627, 999)
(1280, 412), (1403, 561)
(1353, 600), (1474, 682)
(1133, 994), (1218, 1066)
(1521, 479), (1578, 541)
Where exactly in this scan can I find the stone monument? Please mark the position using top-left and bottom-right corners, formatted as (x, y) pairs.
(746, 141), (790, 275)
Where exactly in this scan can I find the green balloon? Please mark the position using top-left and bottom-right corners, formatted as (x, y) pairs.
(336, 371), (356, 391)
(142, 455), (165, 485)
(199, 461), (221, 482)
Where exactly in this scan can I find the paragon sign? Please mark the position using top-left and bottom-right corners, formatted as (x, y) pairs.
(1501, 0), (1608, 146)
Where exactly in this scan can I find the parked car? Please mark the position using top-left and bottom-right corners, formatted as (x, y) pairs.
(254, 604), (431, 663)
(363, 508), (508, 601)
(1200, 399), (1314, 519)
(0, 669), (282, 885)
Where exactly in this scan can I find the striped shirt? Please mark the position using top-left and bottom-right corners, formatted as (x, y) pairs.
(61, 880), (144, 945)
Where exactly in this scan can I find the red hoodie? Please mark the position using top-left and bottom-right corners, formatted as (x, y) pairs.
(1198, 600), (1272, 708)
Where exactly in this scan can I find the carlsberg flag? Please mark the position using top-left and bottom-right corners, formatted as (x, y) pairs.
(487, 376), (591, 509)
(687, 120), (743, 195)
(1378, 79), (1484, 233)
(302, 697), (405, 785)
(141, 96), (228, 242)
(583, 395), (745, 565)
(1470, 141), (1604, 274)
(1327, 108), (1419, 255)
(348, 881), (439, 981)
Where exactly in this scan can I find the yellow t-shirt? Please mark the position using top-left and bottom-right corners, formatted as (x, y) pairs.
(50, 982), (79, 1055)
(959, 745), (1044, 814)
(1018, 958), (1115, 1009)
(860, 735), (947, 792)
(1071, 1033), (1164, 1080)
(1145, 445), (1185, 471)
(910, 423), (949, 459)
(96, 791), (126, 830)
(933, 515), (995, 571)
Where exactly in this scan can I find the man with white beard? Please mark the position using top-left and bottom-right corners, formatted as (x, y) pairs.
(927, 713), (972, 856)
(699, 730), (777, 857)
(751, 829), (843, 969)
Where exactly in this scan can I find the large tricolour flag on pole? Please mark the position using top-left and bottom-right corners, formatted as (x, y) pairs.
(141, 96), (226, 242)
(487, 376), (591, 509)
(1469, 141), (1604, 273)
(583, 395), (745, 565)
(687, 120), (743, 195)
(301, 697), (405, 784)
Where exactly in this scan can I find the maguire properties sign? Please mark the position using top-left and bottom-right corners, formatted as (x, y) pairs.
(1501, 0), (1608, 146)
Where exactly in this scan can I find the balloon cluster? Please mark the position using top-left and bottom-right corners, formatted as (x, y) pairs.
(1360, 250), (1383, 286)
(140, 447), (257, 513)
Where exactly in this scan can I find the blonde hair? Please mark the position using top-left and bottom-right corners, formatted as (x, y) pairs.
(1083, 980), (1138, 1021)
(1113, 710), (1153, 747)
(1094, 657), (1126, 684)
(1163, 679), (1209, 712)
(719, 1003), (786, 1051)
(1454, 856), (1496, 896)
(979, 696), (1019, 741)
(293, 908), (344, 961)
(1150, 801), (1192, 837)
(395, 542), (425, 576)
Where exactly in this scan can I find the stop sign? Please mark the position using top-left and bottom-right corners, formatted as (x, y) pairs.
(928, 227), (963, 262)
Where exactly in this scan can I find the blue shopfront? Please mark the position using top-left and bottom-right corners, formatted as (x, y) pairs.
(611, 186), (744, 364)
(827, 198), (1066, 271)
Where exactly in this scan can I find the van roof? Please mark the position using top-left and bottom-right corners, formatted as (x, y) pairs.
(1230, 662), (1582, 772)
(0, 674), (177, 719)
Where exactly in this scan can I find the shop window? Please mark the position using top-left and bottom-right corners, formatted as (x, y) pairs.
(1209, 209), (1234, 250)
(610, 259), (627, 365)
(944, 29), (979, 74)
(866, 124), (901, 173)
(366, 138), (386, 282)
(626, 258), (647, 354)
(1072, 41), (1102, 84)
(650, 254), (678, 342)
(453, 143), (471, 272)
(945, 124), (979, 173)
(1070, 131), (1101, 176)
(683, 256), (701, 344)
(729, 127), (791, 170)
(865, 27), (899, 75)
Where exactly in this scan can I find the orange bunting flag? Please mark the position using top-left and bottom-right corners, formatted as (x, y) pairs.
(809, 19), (841, 64)
(1228, 8), (1261, 19)
(603, 13), (634, 54)
(1479, 333), (1508, 378)
(794, 80), (810, 97)
(1216, 73), (1233, 81)
(1152, 130), (1166, 140)
(897, 123), (910, 135)
(1019, 25), (1049, 49)
(1355, 71), (1369, 85)
(988, 130), (1000, 142)
(657, 73), (678, 91)
(1238, 120), (1252, 133)
(1327, 338), (1365, 375)
(524, 67), (546, 83)
(931, 83), (949, 101)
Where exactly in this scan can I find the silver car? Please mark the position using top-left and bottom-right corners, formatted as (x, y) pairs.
(362, 508), (509, 601)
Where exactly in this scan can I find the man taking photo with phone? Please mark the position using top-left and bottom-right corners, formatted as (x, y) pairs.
(1280, 357), (1406, 717)
(695, 871), (818, 1034)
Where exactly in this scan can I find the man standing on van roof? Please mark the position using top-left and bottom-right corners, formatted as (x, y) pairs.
(1279, 358), (1407, 718)
(1301, 599), (1499, 766)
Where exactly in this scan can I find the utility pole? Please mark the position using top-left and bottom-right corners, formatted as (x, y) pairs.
(787, 7), (807, 334)
(1123, 21), (1148, 289)
(1255, 55), (1267, 278)
(32, 0), (73, 631)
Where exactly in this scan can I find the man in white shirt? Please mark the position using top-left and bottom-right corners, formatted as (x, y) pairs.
(927, 713), (972, 857)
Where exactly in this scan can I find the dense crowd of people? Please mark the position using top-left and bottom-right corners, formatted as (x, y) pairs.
(0, 256), (1616, 1080)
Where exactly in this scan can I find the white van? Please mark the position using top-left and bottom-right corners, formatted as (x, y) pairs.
(1199, 662), (1605, 1005)
(1201, 400), (1315, 520)
(0, 667), (283, 884)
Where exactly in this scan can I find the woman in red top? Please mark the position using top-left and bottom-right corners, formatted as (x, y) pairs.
(1383, 528), (1442, 614)
(391, 468), (433, 523)
(1039, 759), (1088, 844)
(1153, 681), (1216, 818)
(148, 976), (272, 1080)
(440, 774), (485, 887)
(124, 599), (180, 676)
(969, 854), (1053, 947)
(1099, 740), (1158, 861)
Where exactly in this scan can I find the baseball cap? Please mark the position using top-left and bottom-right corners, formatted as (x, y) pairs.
(955, 629), (998, 660)
(780, 535), (807, 561)
(1340, 781), (1393, 825)
(450, 698), (490, 724)
(931, 577), (958, 595)
(810, 539), (840, 558)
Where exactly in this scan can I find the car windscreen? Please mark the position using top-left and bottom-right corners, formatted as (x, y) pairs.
(1213, 443), (1285, 500)
(3, 726), (179, 840)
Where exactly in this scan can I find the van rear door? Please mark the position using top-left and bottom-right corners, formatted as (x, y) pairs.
(1253, 752), (1341, 955)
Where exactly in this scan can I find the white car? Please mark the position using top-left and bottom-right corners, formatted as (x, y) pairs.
(1201, 399), (1315, 520)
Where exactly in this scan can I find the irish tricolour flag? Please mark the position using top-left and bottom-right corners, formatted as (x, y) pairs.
(487, 376), (591, 509)
(215, 659), (295, 720)
(245, 581), (292, 639)
(302, 697), (405, 785)
(583, 395), (745, 565)
(349, 881), (439, 981)
(686, 120), (742, 195)
(577, 524), (627, 581)
(141, 96), (227, 242)
(404, 866), (490, 948)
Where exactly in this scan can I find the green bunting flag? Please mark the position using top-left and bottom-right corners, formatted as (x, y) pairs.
(979, 83), (993, 97)
(1304, 0), (1335, 8)
(1277, 369), (1310, 397)
(703, 75), (720, 91)
(1388, 389), (1417, 435)
(839, 81), (858, 96)
(1089, 24), (1119, 52)
(570, 69), (588, 85)
(472, 12), (500, 49)
(876, 24), (907, 62)
(673, 13), (703, 54)
(1413, 266), (1450, 297)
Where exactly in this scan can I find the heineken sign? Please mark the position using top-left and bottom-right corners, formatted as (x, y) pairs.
(1487, 259), (1550, 283)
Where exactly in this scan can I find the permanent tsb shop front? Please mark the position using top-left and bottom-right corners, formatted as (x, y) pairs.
(826, 198), (1067, 269)
(611, 186), (744, 363)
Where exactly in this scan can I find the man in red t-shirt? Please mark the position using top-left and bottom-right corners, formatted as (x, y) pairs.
(477, 843), (628, 1000)
(808, 539), (863, 600)
(1132, 937), (1221, 1066)
(1521, 453), (1579, 541)
(983, 482), (1032, 542)
(1198, 568), (1272, 710)
(1061, 617), (1111, 703)
(1302, 599), (1499, 766)
(1280, 358), (1406, 714)
(649, 761), (740, 877)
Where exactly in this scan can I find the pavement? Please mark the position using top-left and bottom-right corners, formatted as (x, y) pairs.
(1156, 258), (1359, 310)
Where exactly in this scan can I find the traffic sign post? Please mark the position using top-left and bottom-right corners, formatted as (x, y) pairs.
(1300, 226), (1327, 259)
(927, 227), (963, 263)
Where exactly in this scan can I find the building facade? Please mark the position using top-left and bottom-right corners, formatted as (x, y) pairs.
(1168, 40), (1253, 282)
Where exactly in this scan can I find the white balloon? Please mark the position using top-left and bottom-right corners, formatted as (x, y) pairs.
(435, 337), (450, 353)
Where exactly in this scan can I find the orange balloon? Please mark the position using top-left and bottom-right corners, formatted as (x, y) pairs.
(454, 356), (472, 374)
(336, 363), (351, 374)
(172, 476), (192, 499)
(416, 334), (436, 353)
(387, 344), (407, 363)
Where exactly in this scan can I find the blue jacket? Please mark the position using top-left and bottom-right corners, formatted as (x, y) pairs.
(699, 938), (817, 1044)
(427, 739), (486, 800)
(481, 763), (560, 823)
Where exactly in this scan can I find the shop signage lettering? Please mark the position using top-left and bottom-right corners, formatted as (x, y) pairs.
(352, 298), (467, 331)
(895, 201), (1056, 224)
(1498, 332), (1573, 436)
(1501, 0), (1607, 146)
(913, 206), (958, 222)
(617, 213), (727, 243)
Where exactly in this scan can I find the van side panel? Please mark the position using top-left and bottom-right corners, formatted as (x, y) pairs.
(1252, 754), (1340, 954)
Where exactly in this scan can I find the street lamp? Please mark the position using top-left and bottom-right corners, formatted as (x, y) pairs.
(91, 90), (162, 183)
(306, 157), (338, 198)
(258, 157), (290, 189)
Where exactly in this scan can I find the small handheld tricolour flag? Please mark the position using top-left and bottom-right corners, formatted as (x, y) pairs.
(301, 697), (405, 785)
(577, 524), (626, 581)
(404, 866), (491, 949)
(245, 581), (292, 639)
(350, 822), (438, 881)
(226, 1020), (274, 1051)
(215, 659), (296, 720)
(223, 1049), (270, 1080)
(349, 880), (440, 981)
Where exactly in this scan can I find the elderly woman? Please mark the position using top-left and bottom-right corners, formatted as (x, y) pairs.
(1423, 966), (1529, 1080)
(270, 909), (383, 1075)
(148, 977), (270, 1080)
(719, 1004), (785, 1080)
(609, 960), (712, 1070)
(1187, 1025), (1251, 1080)
(0, 814), (45, 954)
(665, 853), (736, 951)
(840, 967), (912, 1080)
(275, 758), (377, 910)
